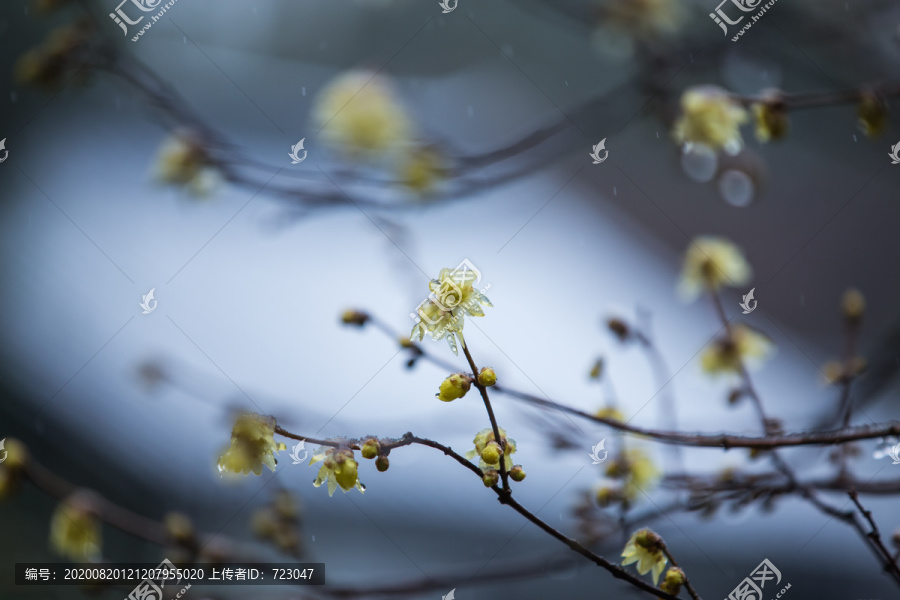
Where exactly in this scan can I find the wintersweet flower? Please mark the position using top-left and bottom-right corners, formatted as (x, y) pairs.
(678, 236), (752, 301)
(310, 448), (365, 497)
(465, 427), (518, 472)
(0, 438), (27, 499)
(605, 448), (659, 502)
(673, 86), (747, 154)
(398, 147), (447, 194)
(659, 567), (686, 596)
(752, 101), (789, 143)
(701, 325), (774, 375)
(217, 413), (286, 476)
(153, 132), (219, 196)
(15, 23), (92, 91)
(313, 70), (412, 158)
(621, 529), (668, 585)
(50, 493), (102, 561)
(603, 0), (685, 41)
(410, 266), (492, 355)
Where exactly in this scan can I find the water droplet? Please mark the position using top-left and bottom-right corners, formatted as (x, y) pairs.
(613, 186), (617, 196)
(183, 36), (186, 44)
(359, 482), (367, 491)
(853, 134), (857, 142)
(680, 144), (718, 183)
(565, 80), (568, 86)
(466, 106), (474, 117)
(718, 169), (755, 207)
(656, 131), (659, 139)
(312, 535), (315, 542)
(301, 86), (306, 97)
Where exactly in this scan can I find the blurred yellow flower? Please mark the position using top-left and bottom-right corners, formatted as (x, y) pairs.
(621, 529), (667, 585)
(310, 448), (365, 497)
(595, 407), (625, 422)
(660, 567), (686, 596)
(702, 325), (774, 375)
(678, 236), (752, 301)
(15, 23), (92, 91)
(217, 413), (286, 476)
(153, 132), (219, 196)
(399, 147), (447, 194)
(50, 494), (102, 561)
(603, 0), (685, 41)
(857, 92), (888, 138)
(0, 439), (28, 499)
(465, 427), (517, 471)
(313, 70), (412, 157)
(410, 266), (492, 355)
(673, 86), (747, 153)
(608, 448), (660, 501)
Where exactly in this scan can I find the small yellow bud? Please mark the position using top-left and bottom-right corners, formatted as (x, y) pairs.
(398, 336), (414, 348)
(595, 486), (619, 507)
(361, 439), (380, 460)
(841, 289), (865, 324)
(375, 456), (390, 472)
(589, 358), (604, 380)
(482, 470), (500, 487)
(436, 373), (472, 402)
(163, 512), (194, 543)
(752, 99), (789, 143)
(660, 567), (686, 595)
(606, 318), (631, 342)
(858, 92), (888, 137)
(1, 438), (28, 470)
(478, 367), (497, 387)
(481, 441), (502, 465)
(341, 309), (369, 326)
(509, 465), (526, 482)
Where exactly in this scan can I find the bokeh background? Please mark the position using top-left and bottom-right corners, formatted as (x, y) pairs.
(1, 0), (900, 598)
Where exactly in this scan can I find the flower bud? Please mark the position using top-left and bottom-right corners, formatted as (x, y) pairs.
(398, 336), (415, 348)
(606, 317), (631, 342)
(858, 92), (888, 137)
(163, 512), (194, 544)
(481, 441), (502, 466)
(477, 367), (497, 387)
(1, 438), (27, 471)
(361, 438), (380, 460)
(509, 465), (526, 482)
(660, 567), (686, 595)
(752, 98), (789, 143)
(375, 456), (390, 472)
(841, 289), (865, 324)
(595, 486), (619, 507)
(589, 358), (604, 380)
(340, 309), (369, 326)
(634, 528), (662, 551)
(482, 470), (500, 487)
(436, 373), (472, 402)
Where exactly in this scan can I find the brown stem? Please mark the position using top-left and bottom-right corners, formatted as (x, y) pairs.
(659, 541), (702, 600)
(462, 343), (509, 490)
(848, 490), (900, 584)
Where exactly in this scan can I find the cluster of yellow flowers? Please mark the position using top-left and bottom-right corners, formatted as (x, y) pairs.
(251, 490), (303, 555)
(217, 413), (286, 476)
(597, 447), (659, 507)
(465, 428), (526, 485)
(410, 266), (492, 355)
(313, 70), (448, 195)
(16, 21), (93, 91)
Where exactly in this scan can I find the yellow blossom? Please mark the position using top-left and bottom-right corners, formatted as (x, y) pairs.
(678, 236), (751, 301)
(701, 325), (774, 375)
(410, 266), (492, 355)
(50, 494), (102, 561)
(602, 0), (685, 41)
(606, 448), (660, 501)
(217, 413), (286, 476)
(341, 309), (369, 326)
(858, 92), (888, 137)
(841, 289), (865, 323)
(436, 373), (472, 402)
(153, 132), (218, 196)
(673, 86), (747, 154)
(313, 70), (412, 158)
(399, 147), (447, 194)
(15, 23), (92, 91)
(621, 529), (668, 585)
(310, 448), (365, 497)
(595, 407), (625, 422)
(660, 567), (686, 596)
(0, 439), (28, 499)
(465, 427), (517, 471)
(477, 367), (497, 387)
